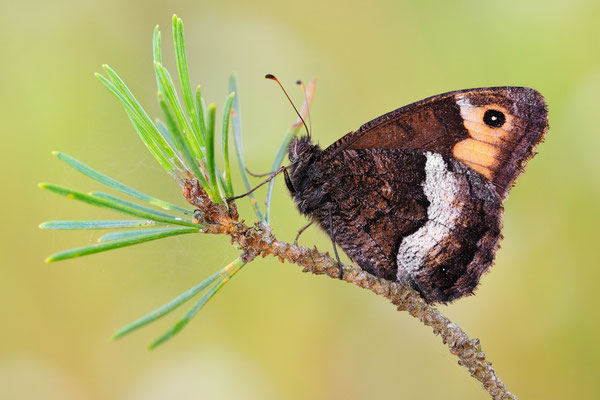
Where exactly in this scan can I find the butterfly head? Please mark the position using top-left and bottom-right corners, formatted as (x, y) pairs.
(288, 136), (315, 163)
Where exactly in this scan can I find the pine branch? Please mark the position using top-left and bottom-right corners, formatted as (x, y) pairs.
(187, 179), (516, 400)
(184, 181), (516, 399)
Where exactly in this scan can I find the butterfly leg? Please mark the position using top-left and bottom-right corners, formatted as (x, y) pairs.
(328, 206), (344, 280)
(245, 166), (278, 178)
(283, 167), (295, 194)
(293, 221), (313, 245)
(227, 166), (287, 202)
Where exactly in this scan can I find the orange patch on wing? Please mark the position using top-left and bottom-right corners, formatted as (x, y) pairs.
(452, 139), (500, 180)
(458, 104), (519, 147)
(462, 119), (518, 146)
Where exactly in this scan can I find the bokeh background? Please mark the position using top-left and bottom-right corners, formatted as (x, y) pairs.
(2, 0), (600, 399)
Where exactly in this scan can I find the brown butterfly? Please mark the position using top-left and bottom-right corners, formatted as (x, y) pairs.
(284, 87), (548, 303)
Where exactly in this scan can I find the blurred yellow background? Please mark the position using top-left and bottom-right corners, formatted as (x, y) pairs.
(2, 0), (600, 399)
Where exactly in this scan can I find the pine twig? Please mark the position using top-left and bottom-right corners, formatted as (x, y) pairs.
(187, 179), (516, 400)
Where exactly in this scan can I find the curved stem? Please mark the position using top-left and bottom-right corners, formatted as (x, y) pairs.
(191, 196), (516, 399)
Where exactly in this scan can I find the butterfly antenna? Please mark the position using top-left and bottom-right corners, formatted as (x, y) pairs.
(265, 74), (311, 139)
(296, 80), (313, 138)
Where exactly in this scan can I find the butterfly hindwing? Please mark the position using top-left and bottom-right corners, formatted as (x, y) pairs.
(313, 149), (430, 281)
(292, 148), (502, 302)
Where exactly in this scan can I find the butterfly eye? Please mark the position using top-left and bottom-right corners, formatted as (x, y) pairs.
(297, 141), (310, 154)
(483, 109), (506, 128)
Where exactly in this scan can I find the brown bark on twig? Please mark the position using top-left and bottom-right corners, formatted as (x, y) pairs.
(185, 180), (517, 400)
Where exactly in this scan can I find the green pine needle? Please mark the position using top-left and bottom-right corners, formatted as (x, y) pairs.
(221, 92), (235, 198)
(40, 220), (161, 230)
(52, 152), (190, 215)
(39, 183), (199, 228)
(89, 192), (186, 221)
(205, 103), (218, 196)
(152, 25), (163, 77)
(112, 257), (245, 343)
(153, 61), (202, 161)
(45, 227), (198, 262)
(265, 130), (296, 225)
(229, 73), (266, 222)
(148, 257), (245, 348)
(195, 86), (208, 138)
(172, 15), (204, 148)
(97, 227), (188, 243)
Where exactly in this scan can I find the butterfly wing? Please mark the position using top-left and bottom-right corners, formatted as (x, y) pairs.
(312, 149), (430, 281)
(308, 148), (503, 303)
(322, 87), (548, 200)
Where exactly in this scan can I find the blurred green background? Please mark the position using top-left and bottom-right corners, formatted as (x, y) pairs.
(2, 0), (599, 399)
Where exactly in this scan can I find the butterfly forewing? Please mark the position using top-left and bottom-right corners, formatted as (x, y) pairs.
(323, 87), (548, 200)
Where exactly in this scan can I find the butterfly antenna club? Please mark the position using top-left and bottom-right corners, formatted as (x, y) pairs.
(265, 74), (311, 139)
(296, 80), (313, 138)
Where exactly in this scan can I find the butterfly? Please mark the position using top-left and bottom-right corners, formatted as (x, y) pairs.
(284, 87), (548, 303)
